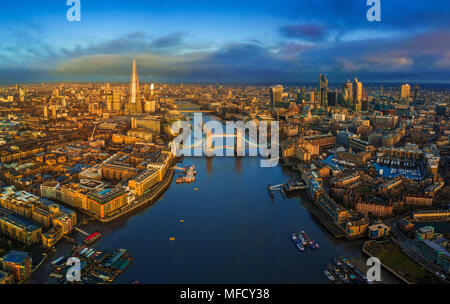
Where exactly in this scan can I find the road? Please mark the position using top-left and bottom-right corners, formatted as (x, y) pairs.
(389, 220), (449, 284)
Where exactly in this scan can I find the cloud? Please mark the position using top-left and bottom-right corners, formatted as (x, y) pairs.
(280, 24), (328, 41)
(59, 32), (187, 58)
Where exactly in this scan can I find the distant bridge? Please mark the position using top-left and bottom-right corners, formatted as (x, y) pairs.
(178, 109), (214, 113)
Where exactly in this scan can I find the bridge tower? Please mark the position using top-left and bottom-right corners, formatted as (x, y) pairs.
(205, 130), (214, 156)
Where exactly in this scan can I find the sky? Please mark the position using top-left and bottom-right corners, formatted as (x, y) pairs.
(1, 0), (450, 84)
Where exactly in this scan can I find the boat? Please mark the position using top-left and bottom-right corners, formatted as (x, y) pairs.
(50, 273), (64, 279)
(302, 231), (316, 249)
(176, 174), (185, 184)
(291, 233), (305, 252)
(333, 258), (342, 266)
(339, 274), (351, 284)
(323, 270), (335, 282)
(51, 256), (67, 266)
(301, 231), (312, 245)
(310, 239), (319, 249)
(84, 232), (102, 245)
(297, 233), (308, 246)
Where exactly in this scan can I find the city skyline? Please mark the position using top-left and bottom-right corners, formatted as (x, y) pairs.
(1, 1), (450, 84)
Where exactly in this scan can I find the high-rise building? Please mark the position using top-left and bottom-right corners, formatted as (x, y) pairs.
(353, 78), (363, 103)
(50, 105), (57, 119)
(309, 90), (316, 103)
(106, 92), (113, 111)
(269, 85), (283, 108)
(435, 104), (447, 116)
(327, 91), (340, 107)
(19, 88), (25, 102)
(413, 84), (420, 101)
(129, 59), (142, 115)
(401, 84), (411, 99)
(113, 89), (121, 112)
(319, 74), (328, 107)
(342, 81), (353, 106)
(43, 105), (48, 120)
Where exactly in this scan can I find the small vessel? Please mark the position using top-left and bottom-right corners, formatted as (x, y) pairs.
(323, 270), (335, 282)
(333, 258), (342, 266)
(84, 232), (102, 245)
(291, 233), (305, 252)
(301, 231), (312, 246)
(297, 233), (308, 246)
(339, 274), (350, 284)
(51, 256), (67, 266)
(176, 174), (185, 184)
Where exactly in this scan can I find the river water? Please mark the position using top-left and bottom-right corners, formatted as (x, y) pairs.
(28, 113), (400, 284)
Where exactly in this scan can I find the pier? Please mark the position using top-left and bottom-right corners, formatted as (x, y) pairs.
(302, 200), (345, 238)
(74, 227), (89, 236)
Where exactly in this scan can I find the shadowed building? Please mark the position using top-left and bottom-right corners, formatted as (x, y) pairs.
(319, 74), (328, 107)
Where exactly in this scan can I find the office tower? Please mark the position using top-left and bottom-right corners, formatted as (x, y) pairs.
(150, 83), (154, 96)
(89, 102), (95, 114)
(43, 105), (48, 119)
(318, 74), (328, 107)
(19, 88), (25, 102)
(113, 89), (121, 112)
(50, 105), (57, 119)
(353, 78), (363, 104)
(106, 92), (113, 111)
(144, 84), (150, 98)
(355, 99), (362, 112)
(401, 84), (411, 99)
(380, 84), (384, 95)
(435, 104), (447, 116)
(269, 85), (283, 108)
(413, 84), (420, 101)
(129, 59), (142, 115)
(342, 81), (353, 106)
(327, 91), (340, 107)
(309, 90), (316, 103)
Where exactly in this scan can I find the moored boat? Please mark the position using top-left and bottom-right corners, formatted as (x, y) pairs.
(297, 233), (308, 246)
(290, 233), (305, 252)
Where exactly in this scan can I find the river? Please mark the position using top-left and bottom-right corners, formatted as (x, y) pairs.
(28, 113), (400, 284)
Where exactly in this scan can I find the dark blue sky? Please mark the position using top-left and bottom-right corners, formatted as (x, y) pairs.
(1, 0), (450, 83)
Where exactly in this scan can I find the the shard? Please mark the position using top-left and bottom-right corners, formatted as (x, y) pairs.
(129, 59), (142, 115)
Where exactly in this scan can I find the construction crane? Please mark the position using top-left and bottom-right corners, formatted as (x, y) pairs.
(89, 123), (99, 141)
